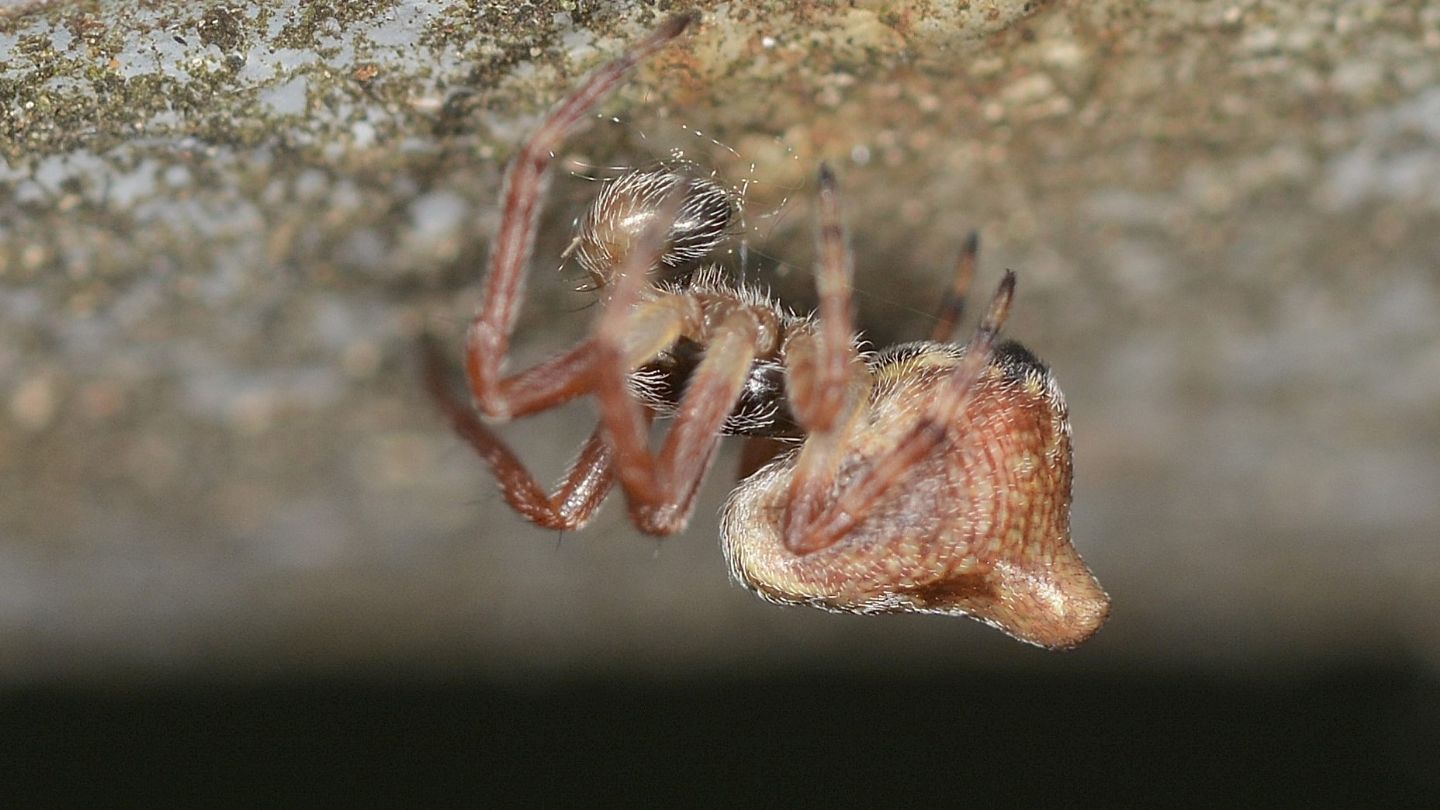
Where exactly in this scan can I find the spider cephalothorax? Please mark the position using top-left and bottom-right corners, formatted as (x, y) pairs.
(425, 12), (1110, 648)
(568, 166), (740, 288)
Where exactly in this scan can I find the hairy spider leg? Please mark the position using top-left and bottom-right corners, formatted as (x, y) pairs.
(770, 221), (980, 497)
(729, 165), (873, 488)
(592, 190), (764, 535)
(788, 271), (1016, 555)
(429, 13), (693, 531)
(465, 12), (696, 420)
(779, 165), (869, 551)
(779, 167), (1017, 554)
(423, 336), (615, 529)
(794, 163), (861, 434)
(929, 230), (979, 343)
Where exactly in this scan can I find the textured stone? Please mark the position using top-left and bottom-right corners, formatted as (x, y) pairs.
(1, 0), (1437, 680)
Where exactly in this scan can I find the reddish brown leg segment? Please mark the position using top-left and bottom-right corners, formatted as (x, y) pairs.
(781, 166), (867, 552)
(641, 310), (760, 533)
(929, 230), (979, 343)
(423, 338), (614, 529)
(464, 340), (595, 420)
(591, 190), (761, 535)
(429, 13), (693, 532)
(787, 164), (858, 434)
(600, 311), (760, 534)
(785, 273), (1017, 554)
(465, 13), (696, 419)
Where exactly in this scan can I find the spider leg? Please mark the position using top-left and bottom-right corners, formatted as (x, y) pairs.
(645, 310), (760, 533)
(600, 308), (760, 535)
(423, 337), (614, 529)
(787, 164), (860, 434)
(929, 230), (979, 343)
(467, 339), (595, 419)
(784, 274), (1017, 554)
(780, 165), (869, 551)
(432, 14), (693, 531)
(465, 13), (695, 420)
(592, 190), (761, 536)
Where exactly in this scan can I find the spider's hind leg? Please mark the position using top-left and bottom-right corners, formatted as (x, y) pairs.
(422, 336), (615, 530)
(465, 13), (695, 420)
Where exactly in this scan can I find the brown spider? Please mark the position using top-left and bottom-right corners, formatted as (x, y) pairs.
(423, 12), (1110, 648)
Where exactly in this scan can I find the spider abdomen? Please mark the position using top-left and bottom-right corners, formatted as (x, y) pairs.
(721, 341), (1110, 649)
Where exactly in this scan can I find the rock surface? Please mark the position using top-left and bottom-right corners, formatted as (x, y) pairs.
(2, 0), (1438, 681)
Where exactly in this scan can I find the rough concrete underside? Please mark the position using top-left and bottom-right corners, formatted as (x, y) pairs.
(2, 0), (1438, 682)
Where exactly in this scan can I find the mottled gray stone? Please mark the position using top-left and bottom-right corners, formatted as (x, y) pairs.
(1, 0), (1437, 681)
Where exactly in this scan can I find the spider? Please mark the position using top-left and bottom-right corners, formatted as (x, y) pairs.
(423, 12), (1110, 648)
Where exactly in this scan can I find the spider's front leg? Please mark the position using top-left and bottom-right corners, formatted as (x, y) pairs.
(592, 193), (766, 536)
(426, 14), (694, 531)
(465, 13), (695, 420)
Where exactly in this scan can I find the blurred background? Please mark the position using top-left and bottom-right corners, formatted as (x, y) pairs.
(3, 0), (1438, 802)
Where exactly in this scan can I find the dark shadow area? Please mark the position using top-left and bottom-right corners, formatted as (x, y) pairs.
(7, 663), (1438, 806)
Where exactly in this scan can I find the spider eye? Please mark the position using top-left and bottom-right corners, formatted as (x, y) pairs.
(573, 167), (738, 284)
